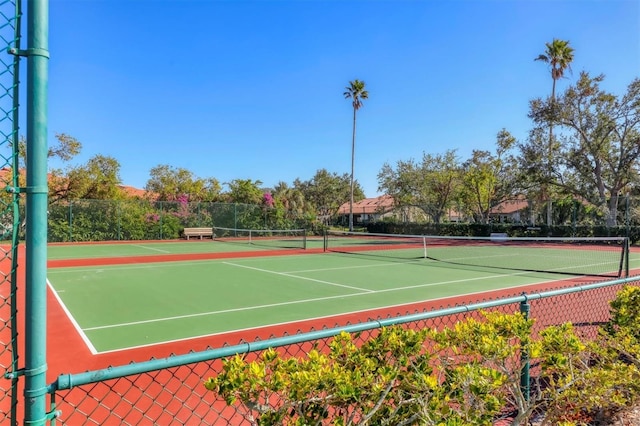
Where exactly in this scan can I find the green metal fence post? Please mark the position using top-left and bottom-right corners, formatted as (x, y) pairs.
(572, 200), (578, 237)
(5, 2), (23, 423)
(159, 201), (163, 240)
(520, 294), (530, 403)
(117, 199), (121, 240)
(23, 0), (49, 423)
(68, 200), (72, 241)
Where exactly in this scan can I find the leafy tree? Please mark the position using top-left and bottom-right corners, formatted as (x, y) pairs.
(145, 164), (221, 202)
(54, 154), (125, 202)
(272, 181), (307, 215)
(377, 150), (461, 223)
(535, 38), (575, 226)
(271, 181), (316, 230)
(7, 133), (83, 202)
(15, 132), (81, 168)
(529, 73), (640, 226)
(47, 133), (83, 163)
(344, 79), (369, 231)
(294, 169), (363, 225)
(225, 178), (264, 205)
(517, 125), (556, 224)
(459, 130), (519, 223)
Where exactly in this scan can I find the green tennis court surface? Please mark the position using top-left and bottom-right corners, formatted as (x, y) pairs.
(47, 238), (325, 260)
(47, 240), (640, 354)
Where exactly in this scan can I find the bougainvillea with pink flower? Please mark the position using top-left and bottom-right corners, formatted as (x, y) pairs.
(263, 192), (274, 208)
(145, 213), (160, 223)
(174, 194), (191, 219)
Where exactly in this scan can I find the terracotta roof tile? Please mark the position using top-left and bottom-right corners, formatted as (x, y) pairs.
(337, 194), (395, 214)
(489, 199), (529, 214)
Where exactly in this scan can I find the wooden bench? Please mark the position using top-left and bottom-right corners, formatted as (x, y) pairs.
(183, 227), (214, 240)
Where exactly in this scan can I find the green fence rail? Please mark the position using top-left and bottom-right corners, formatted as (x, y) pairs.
(46, 276), (640, 425)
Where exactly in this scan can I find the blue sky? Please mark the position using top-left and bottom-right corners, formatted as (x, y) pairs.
(46, 0), (639, 197)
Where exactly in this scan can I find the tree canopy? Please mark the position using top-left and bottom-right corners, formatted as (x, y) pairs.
(294, 169), (364, 223)
(146, 164), (221, 202)
(378, 150), (461, 223)
(33, 45), (640, 229)
(526, 72), (640, 225)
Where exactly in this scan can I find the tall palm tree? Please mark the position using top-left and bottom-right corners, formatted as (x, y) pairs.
(343, 79), (368, 232)
(535, 39), (574, 226)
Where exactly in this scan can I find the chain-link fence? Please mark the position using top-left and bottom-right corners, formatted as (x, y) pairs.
(3, 2), (640, 424)
(0, 0), (21, 424)
(485, 196), (640, 229)
(45, 199), (316, 242)
(47, 277), (640, 425)
(39, 196), (640, 243)
(344, 196), (640, 228)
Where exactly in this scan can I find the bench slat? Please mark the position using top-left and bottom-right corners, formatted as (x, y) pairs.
(183, 227), (213, 240)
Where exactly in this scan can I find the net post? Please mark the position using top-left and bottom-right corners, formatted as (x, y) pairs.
(624, 237), (630, 277)
(302, 230), (307, 250)
(323, 229), (327, 252)
(422, 236), (427, 259)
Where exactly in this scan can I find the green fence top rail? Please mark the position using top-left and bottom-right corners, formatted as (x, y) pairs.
(49, 275), (639, 393)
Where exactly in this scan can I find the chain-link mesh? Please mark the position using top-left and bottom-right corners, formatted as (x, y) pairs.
(45, 200), (314, 242)
(359, 196), (640, 228)
(49, 277), (640, 425)
(0, 0), (20, 424)
(34, 197), (640, 242)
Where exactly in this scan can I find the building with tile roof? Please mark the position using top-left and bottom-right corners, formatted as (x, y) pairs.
(488, 198), (530, 223)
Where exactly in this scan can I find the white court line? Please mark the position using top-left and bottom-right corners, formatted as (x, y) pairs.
(83, 270), (537, 332)
(222, 261), (374, 292)
(52, 253), (618, 353)
(84, 274), (567, 355)
(46, 260), (218, 274)
(284, 260), (420, 274)
(46, 259), (401, 282)
(47, 279), (99, 355)
(130, 244), (172, 253)
(83, 292), (371, 331)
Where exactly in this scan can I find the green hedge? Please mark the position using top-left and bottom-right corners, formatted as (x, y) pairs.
(367, 222), (640, 244)
(46, 199), (318, 242)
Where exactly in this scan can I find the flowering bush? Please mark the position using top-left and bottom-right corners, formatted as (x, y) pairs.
(263, 192), (274, 208)
(145, 213), (160, 223)
(173, 194), (191, 219)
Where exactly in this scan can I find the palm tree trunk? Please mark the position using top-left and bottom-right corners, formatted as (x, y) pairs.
(546, 78), (557, 227)
(349, 107), (357, 232)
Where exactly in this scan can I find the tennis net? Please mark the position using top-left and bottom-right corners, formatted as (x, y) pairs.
(213, 226), (307, 250)
(324, 231), (629, 277)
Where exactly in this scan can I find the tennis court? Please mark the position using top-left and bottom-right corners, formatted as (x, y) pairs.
(46, 231), (639, 354)
(47, 227), (318, 261)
